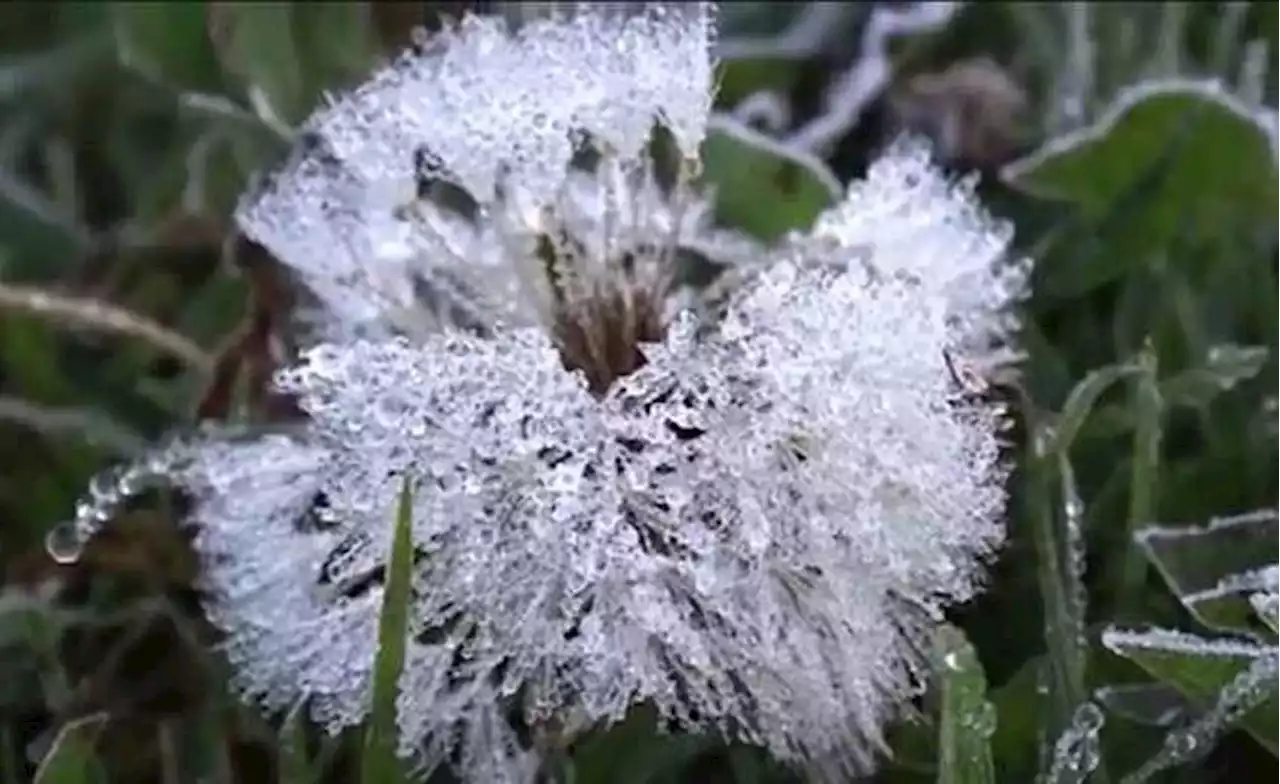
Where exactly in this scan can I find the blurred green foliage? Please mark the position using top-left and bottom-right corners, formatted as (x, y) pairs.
(0, 2), (1276, 783)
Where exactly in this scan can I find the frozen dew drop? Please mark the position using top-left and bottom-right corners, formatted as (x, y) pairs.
(409, 25), (432, 51)
(1033, 424), (1056, 457)
(1045, 701), (1106, 782)
(974, 701), (998, 737)
(45, 523), (84, 565)
(1168, 730), (1198, 756)
(1250, 591), (1279, 629)
(1076, 702), (1104, 732)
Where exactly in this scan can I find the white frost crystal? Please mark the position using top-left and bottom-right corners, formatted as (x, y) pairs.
(64, 3), (1025, 781)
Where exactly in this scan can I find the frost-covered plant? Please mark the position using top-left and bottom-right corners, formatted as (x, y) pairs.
(1102, 510), (1280, 782)
(1013, 1), (1276, 135)
(58, 3), (1026, 781)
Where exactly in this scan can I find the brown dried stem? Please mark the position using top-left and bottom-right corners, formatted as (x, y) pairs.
(195, 235), (304, 422)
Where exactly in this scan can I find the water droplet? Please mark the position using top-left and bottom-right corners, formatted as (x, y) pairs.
(1045, 701), (1107, 781)
(1168, 730), (1198, 755)
(88, 467), (121, 501)
(1076, 702), (1104, 731)
(45, 523), (84, 565)
(409, 25), (432, 50)
(1249, 591), (1280, 624)
(1033, 425), (1056, 457)
(974, 702), (998, 737)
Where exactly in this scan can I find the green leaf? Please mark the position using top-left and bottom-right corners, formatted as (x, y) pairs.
(360, 477), (415, 784)
(1161, 344), (1269, 408)
(701, 116), (840, 241)
(291, 4), (381, 97)
(1004, 80), (1276, 240)
(207, 3), (305, 129)
(1102, 628), (1277, 754)
(111, 4), (223, 91)
(1003, 80), (1278, 297)
(0, 170), (93, 273)
(933, 625), (996, 784)
(988, 658), (1046, 781)
(1138, 509), (1278, 635)
(32, 714), (108, 784)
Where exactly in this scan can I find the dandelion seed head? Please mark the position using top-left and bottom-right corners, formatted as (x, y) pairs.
(795, 136), (1028, 359)
(316, 4), (714, 202)
(246, 259), (1006, 777)
(68, 3), (1023, 781)
(237, 2), (725, 345)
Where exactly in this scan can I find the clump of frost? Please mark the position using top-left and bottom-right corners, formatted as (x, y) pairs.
(786, 143), (1027, 360)
(1102, 510), (1280, 782)
(236, 2), (750, 343)
(1102, 625), (1278, 783)
(60, 3), (1024, 782)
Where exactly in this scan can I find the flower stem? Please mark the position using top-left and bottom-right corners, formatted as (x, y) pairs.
(1118, 341), (1162, 618)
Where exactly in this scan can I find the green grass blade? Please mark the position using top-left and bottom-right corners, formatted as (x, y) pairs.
(1027, 435), (1086, 728)
(1, 725), (20, 784)
(33, 714), (107, 784)
(934, 625), (997, 784)
(1048, 362), (1138, 455)
(360, 477), (415, 784)
(279, 704), (312, 784)
(1118, 342), (1162, 617)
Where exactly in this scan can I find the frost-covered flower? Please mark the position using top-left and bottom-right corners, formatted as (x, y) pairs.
(62, 3), (1024, 781)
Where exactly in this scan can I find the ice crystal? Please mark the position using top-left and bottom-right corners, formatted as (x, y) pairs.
(60, 3), (1024, 781)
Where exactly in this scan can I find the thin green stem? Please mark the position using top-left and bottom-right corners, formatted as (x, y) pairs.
(1119, 342), (1162, 617)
